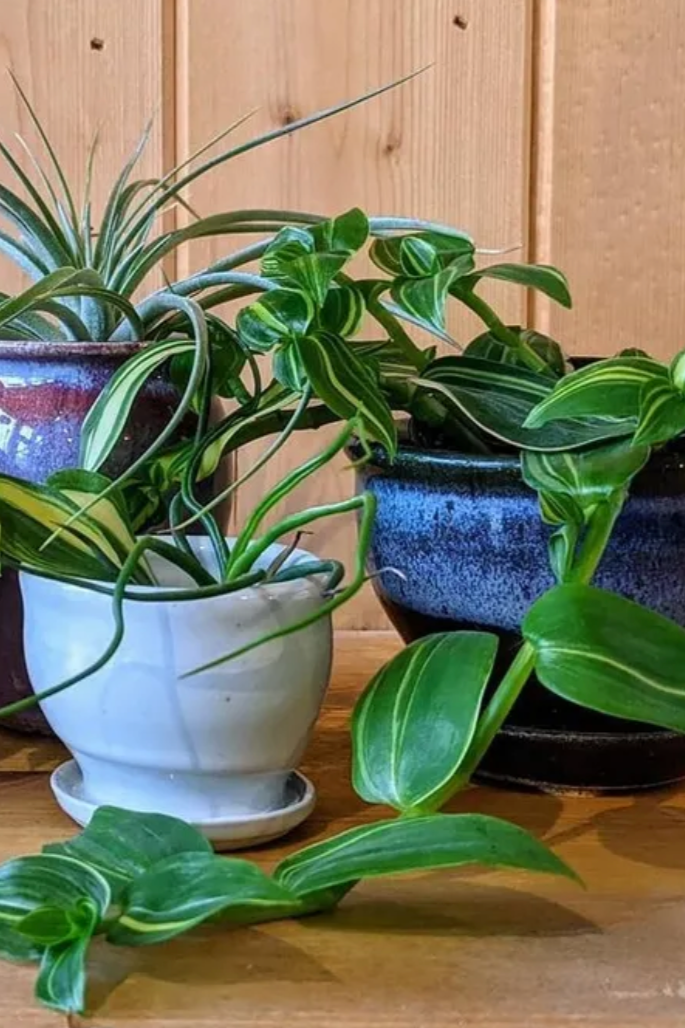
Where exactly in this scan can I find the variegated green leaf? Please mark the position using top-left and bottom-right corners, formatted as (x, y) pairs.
(34, 899), (98, 1014)
(0, 474), (127, 580)
(296, 331), (397, 453)
(459, 263), (572, 308)
(521, 441), (651, 512)
(370, 231), (474, 277)
(524, 357), (668, 428)
(524, 584), (685, 732)
(47, 470), (152, 581)
(109, 852), (298, 946)
(670, 347), (685, 392)
(391, 263), (471, 334)
(273, 814), (578, 897)
(633, 377), (685, 445)
(352, 633), (498, 813)
(465, 328), (567, 379)
(236, 288), (314, 352)
(309, 207), (369, 254)
(276, 252), (348, 306)
(416, 356), (632, 451)
(79, 338), (196, 472)
(273, 343), (307, 392)
(319, 283), (365, 336)
(45, 806), (212, 903)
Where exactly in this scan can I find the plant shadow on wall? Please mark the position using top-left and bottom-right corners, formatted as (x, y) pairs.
(0, 75), (683, 1017)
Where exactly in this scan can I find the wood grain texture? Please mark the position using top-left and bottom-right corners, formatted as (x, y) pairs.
(530, 0), (685, 359)
(0, 633), (685, 1026)
(177, 0), (533, 628)
(0, 0), (174, 294)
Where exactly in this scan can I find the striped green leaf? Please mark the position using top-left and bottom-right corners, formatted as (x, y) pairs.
(459, 263), (572, 308)
(370, 231), (474, 277)
(47, 470), (148, 576)
(465, 328), (567, 379)
(522, 440), (651, 512)
(273, 814), (578, 897)
(524, 357), (668, 428)
(236, 288), (315, 353)
(416, 356), (632, 451)
(352, 633), (498, 813)
(524, 584), (685, 731)
(109, 852), (298, 946)
(391, 263), (472, 334)
(522, 441), (650, 582)
(633, 378), (685, 445)
(0, 855), (110, 928)
(34, 899), (98, 1014)
(670, 347), (685, 392)
(296, 332), (397, 453)
(0, 474), (127, 580)
(274, 343), (307, 392)
(79, 338), (197, 472)
(320, 283), (365, 336)
(44, 806), (212, 903)
(309, 207), (369, 254)
(15, 906), (79, 947)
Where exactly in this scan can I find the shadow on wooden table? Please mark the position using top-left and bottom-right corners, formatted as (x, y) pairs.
(87, 922), (337, 1014)
(548, 789), (685, 870)
(302, 883), (598, 939)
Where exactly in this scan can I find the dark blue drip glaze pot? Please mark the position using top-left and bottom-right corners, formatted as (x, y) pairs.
(353, 439), (685, 794)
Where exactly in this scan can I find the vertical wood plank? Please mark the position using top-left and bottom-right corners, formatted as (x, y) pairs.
(0, 0), (174, 294)
(178, 0), (533, 628)
(530, 0), (685, 358)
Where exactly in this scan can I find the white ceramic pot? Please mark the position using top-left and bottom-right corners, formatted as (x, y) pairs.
(20, 538), (332, 832)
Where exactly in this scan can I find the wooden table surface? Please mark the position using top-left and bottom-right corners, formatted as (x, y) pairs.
(2, 631), (685, 1027)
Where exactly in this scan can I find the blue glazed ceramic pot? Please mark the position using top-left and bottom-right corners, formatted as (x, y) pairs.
(354, 440), (685, 793)
(0, 341), (184, 733)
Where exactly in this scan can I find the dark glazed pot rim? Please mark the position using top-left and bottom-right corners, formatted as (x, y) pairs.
(349, 435), (685, 493)
(0, 340), (150, 360)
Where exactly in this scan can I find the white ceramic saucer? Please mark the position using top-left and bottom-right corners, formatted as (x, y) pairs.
(50, 760), (316, 851)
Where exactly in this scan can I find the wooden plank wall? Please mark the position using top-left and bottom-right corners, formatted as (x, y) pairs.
(0, 0), (684, 627)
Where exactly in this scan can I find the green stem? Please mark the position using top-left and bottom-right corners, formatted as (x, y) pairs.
(436, 498), (622, 800)
(456, 288), (548, 374)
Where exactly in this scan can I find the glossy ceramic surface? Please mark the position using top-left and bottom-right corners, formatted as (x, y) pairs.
(354, 441), (685, 792)
(52, 762), (317, 850)
(0, 341), (182, 733)
(21, 538), (332, 825)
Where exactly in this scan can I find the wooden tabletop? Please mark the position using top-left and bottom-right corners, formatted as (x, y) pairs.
(2, 631), (685, 1027)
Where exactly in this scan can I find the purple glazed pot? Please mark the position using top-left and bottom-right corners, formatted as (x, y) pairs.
(0, 341), (184, 733)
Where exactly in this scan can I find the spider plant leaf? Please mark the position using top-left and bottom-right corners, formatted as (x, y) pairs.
(79, 337), (195, 472)
(416, 356), (635, 452)
(119, 71), (426, 254)
(273, 814), (578, 897)
(94, 120), (155, 270)
(0, 474), (124, 580)
(0, 268), (79, 329)
(352, 633), (498, 813)
(47, 470), (152, 580)
(458, 263), (572, 308)
(0, 186), (70, 268)
(9, 72), (81, 243)
(296, 331), (397, 453)
(0, 138), (72, 260)
(525, 357), (668, 427)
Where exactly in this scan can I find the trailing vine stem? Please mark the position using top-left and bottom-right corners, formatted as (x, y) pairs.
(428, 498), (624, 804)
